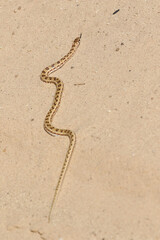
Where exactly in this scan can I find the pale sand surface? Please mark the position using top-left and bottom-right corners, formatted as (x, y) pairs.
(1, 0), (160, 239)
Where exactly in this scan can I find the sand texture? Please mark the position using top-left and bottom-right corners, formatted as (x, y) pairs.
(1, 0), (160, 239)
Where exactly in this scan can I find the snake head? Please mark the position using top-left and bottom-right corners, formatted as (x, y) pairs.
(74, 33), (82, 43)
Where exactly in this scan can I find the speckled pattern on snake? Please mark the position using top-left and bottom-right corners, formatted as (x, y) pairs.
(40, 34), (82, 222)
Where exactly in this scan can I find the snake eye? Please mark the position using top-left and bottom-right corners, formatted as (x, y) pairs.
(74, 37), (79, 43)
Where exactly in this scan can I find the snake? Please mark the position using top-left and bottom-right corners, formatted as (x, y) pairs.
(40, 34), (82, 222)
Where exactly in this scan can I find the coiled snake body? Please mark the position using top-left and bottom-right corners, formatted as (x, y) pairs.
(40, 34), (82, 222)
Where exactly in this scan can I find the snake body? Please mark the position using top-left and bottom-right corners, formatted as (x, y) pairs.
(40, 34), (82, 222)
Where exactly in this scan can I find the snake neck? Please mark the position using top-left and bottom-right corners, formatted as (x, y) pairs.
(40, 39), (80, 80)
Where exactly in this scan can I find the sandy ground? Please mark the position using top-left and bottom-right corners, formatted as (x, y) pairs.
(1, 0), (160, 239)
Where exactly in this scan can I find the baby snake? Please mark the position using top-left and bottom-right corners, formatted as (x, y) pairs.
(40, 34), (82, 222)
